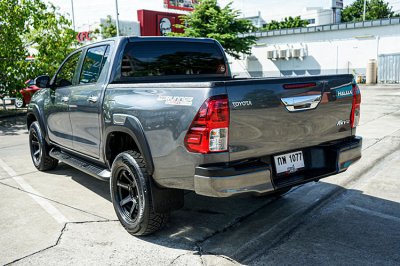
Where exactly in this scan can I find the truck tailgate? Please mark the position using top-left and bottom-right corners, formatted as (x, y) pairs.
(225, 74), (355, 162)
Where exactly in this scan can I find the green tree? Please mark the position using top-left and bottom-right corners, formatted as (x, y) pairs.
(263, 16), (309, 31)
(93, 15), (118, 39)
(342, 0), (399, 22)
(0, 0), (78, 97)
(264, 20), (281, 30)
(171, 0), (257, 59)
(27, 4), (78, 79)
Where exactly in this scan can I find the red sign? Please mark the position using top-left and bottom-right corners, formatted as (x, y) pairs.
(164, 0), (199, 11)
(137, 10), (184, 36)
(76, 31), (92, 42)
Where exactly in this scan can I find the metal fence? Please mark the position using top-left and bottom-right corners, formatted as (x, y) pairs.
(378, 53), (400, 84)
(240, 17), (400, 38)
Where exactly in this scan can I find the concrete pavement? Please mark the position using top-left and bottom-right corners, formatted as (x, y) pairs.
(0, 85), (399, 265)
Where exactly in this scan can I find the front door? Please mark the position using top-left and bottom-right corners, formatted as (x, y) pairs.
(46, 51), (82, 149)
(69, 45), (110, 158)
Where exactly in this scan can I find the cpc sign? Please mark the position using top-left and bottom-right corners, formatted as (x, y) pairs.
(76, 31), (92, 42)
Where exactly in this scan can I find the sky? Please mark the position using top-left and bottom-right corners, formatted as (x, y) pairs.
(47, 0), (400, 31)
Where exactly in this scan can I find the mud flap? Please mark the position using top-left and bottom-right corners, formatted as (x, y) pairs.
(150, 178), (184, 214)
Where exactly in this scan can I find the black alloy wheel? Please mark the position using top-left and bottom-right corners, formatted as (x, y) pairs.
(29, 121), (58, 171)
(30, 129), (42, 166)
(115, 168), (140, 223)
(110, 151), (168, 236)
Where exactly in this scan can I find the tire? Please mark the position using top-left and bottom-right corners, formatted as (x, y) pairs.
(29, 121), (58, 171)
(15, 97), (25, 108)
(110, 151), (168, 236)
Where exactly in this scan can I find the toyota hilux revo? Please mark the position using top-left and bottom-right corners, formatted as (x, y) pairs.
(27, 37), (362, 235)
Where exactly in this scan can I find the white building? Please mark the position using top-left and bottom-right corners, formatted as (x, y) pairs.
(99, 18), (140, 37)
(301, 7), (335, 26)
(264, 0), (343, 27)
(244, 11), (266, 28)
(231, 18), (400, 84)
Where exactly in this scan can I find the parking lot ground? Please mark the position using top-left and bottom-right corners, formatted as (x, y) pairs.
(0, 85), (400, 265)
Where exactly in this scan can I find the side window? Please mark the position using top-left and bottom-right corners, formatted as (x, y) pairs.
(79, 46), (108, 84)
(55, 51), (82, 87)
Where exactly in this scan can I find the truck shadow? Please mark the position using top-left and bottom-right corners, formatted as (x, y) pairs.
(54, 164), (400, 264)
(144, 183), (400, 265)
(0, 115), (27, 136)
(49, 163), (112, 201)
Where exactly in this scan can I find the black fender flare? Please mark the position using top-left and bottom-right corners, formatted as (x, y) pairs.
(27, 104), (49, 143)
(102, 115), (185, 213)
(103, 115), (154, 175)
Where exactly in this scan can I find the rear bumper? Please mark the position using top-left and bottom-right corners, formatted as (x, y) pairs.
(336, 136), (362, 171)
(194, 136), (362, 197)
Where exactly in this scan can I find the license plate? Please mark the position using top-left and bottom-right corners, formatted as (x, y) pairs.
(274, 151), (305, 174)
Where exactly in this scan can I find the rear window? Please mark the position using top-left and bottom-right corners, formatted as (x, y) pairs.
(118, 41), (227, 80)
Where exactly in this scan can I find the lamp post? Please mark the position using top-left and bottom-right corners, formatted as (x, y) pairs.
(363, 0), (367, 21)
(70, 0), (76, 31)
(115, 0), (120, 36)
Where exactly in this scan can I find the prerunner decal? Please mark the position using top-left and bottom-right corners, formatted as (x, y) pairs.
(157, 95), (194, 106)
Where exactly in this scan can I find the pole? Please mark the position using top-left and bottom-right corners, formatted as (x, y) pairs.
(115, 0), (120, 37)
(70, 0), (76, 31)
(332, 7), (336, 24)
(363, 0), (367, 21)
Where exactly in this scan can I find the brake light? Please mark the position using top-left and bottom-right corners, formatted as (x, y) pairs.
(350, 83), (361, 128)
(184, 95), (229, 154)
(283, 82), (317, 89)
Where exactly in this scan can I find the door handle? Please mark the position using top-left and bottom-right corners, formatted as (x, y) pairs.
(87, 96), (98, 103)
(281, 94), (322, 112)
(61, 96), (69, 103)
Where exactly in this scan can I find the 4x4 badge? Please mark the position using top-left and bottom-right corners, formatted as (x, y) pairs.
(337, 119), (350, 126)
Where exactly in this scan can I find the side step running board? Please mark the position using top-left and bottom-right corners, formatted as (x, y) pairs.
(50, 149), (111, 181)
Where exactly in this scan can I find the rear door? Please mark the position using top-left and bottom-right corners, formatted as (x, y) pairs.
(69, 45), (111, 158)
(226, 75), (354, 162)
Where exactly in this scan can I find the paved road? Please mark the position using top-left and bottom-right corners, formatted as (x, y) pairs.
(0, 85), (399, 265)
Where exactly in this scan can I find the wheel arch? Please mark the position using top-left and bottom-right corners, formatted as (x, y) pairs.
(26, 106), (48, 142)
(26, 112), (37, 129)
(104, 116), (154, 175)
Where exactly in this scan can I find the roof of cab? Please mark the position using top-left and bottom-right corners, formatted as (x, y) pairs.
(127, 36), (216, 43)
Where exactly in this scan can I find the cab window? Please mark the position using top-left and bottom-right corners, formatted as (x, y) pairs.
(79, 46), (109, 84)
(55, 51), (82, 87)
(119, 41), (227, 80)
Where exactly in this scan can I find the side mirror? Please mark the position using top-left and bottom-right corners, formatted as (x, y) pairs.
(34, 75), (51, 88)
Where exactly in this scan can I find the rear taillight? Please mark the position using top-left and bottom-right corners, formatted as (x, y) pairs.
(184, 95), (229, 154)
(350, 83), (361, 128)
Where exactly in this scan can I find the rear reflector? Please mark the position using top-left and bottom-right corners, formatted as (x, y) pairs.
(350, 83), (361, 128)
(283, 82), (317, 89)
(184, 95), (229, 154)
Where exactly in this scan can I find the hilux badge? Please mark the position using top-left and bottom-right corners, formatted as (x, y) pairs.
(337, 90), (352, 97)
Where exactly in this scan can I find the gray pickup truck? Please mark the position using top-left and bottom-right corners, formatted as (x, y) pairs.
(27, 37), (362, 235)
